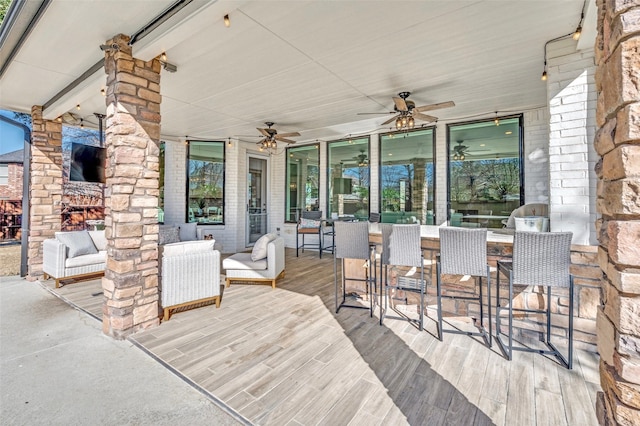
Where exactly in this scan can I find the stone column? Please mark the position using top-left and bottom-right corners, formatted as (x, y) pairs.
(594, 0), (640, 424)
(102, 34), (161, 339)
(27, 106), (63, 280)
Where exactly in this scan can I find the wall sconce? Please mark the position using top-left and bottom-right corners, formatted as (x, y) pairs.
(159, 52), (177, 73)
(161, 61), (178, 73)
(224, 14), (231, 27)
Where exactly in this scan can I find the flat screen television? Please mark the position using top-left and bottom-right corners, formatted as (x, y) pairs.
(69, 143), (106, 183)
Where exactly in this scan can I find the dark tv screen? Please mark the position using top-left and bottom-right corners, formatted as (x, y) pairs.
(69, 143), (106, 183)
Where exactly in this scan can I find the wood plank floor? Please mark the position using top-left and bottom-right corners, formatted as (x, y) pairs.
(43, 249), (601, 426)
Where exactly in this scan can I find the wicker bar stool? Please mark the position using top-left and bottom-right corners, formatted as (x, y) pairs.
(334, 221), (375, 314)
(495, 231), (574, 369)
(296, 210), (323, 258)
(379, 224), (427, 330)
(436, 227), (492, 346)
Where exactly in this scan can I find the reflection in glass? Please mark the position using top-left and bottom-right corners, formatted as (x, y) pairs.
(447, 116), (522, 228)
(286, 144), (320, 222)
(187, 141), (224, 224)
(327, 137), (370, 220)
(380, 129), (435, 224)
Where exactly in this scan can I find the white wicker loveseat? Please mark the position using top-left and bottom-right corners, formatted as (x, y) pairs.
(43, 230), (107, 288)
(222, 234), (285, 288)
(160, 239), (222, 321)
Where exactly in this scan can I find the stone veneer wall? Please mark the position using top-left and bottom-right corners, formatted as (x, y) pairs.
(27, 106), (62, 279)
(594, 0), (640, 424)
(101, 34), (161, 339)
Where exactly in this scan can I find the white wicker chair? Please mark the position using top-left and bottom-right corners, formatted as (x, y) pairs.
(160, 240), (221, 321)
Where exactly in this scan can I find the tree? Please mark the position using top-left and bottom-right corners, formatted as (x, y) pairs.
(0, 0), (12, 25)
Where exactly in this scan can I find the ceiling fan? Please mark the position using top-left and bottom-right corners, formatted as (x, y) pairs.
(256, 122), (300, 151)
(359, 92), (455, 129)
(59, 112), (81, 125)
(452, 140), (470, 160)
(353, 150), (368, 166)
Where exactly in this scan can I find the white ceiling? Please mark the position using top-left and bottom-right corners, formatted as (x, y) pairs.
(0, 0), (594, 146)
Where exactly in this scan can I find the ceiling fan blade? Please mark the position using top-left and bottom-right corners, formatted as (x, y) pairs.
(415, 100), (455, 113)
(276, 132), (300, 138)
(413, 112), (438, 122)
(357, 112), (395, 115)
(382, 114), (399, 125)
(275, 137), (297, 144)
(257, 128), (270, 137)
(62, 112), (80, 124)
(393, 97), (408, 112)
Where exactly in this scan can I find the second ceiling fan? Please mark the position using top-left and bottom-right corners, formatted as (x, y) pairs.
(256, 122), (300, 151)
(360, 92), (455, 129)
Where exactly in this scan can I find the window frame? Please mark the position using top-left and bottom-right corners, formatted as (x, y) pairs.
(0, 164), (8, 185)
(285, 143), (320, 223)
(378, 127), (437, 224)
(445, 114), (524, 225)
(185, 140), (226, 225)
(326, 136), (371, 220)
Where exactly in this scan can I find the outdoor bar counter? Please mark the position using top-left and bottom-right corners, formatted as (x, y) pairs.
(367, 223), (514, 259)
(341, 223), (600, 351)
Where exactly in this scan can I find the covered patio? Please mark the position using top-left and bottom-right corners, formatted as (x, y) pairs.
(0, 0), (638, 424)
(44, 248), (601, 425)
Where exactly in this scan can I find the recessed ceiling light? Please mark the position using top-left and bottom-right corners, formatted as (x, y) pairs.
(505, 131), (513, 135)
(388, 153), (393, 156)
(480, 144), (486, 147)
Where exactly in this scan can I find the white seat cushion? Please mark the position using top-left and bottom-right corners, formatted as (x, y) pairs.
(223, 253), (268, 270)
(65, 251), (106, 268)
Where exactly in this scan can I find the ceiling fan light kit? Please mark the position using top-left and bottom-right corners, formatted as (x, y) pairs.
(362, 91), (454, 131)
(255, 122), (300, 153)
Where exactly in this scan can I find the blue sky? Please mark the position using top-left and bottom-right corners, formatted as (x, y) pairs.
(0, 110), (29, 155)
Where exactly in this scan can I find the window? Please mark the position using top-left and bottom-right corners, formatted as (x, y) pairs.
(327, 137), (370, 220)
(380, 128), (435, 224)
(187, 141), (225, 224)
(0, 164), (7, 185)
(286, 143), (319, 222)
(447, 116), (523, 228)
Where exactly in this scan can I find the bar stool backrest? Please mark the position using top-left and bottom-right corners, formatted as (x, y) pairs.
(302, 210), (322, 220)
(439, 227), (488, 276)
(512, 231), (572, 287)
(334, 221), (370, 260)
(389, 224), (422, 268)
